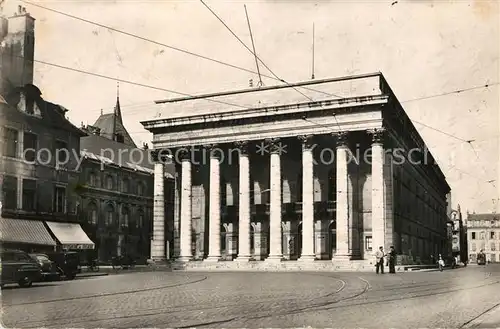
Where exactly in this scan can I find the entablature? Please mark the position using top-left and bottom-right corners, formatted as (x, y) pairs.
(151, 105), (385, 149)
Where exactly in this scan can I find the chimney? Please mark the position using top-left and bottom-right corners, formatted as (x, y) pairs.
(249, 79), (253, 87)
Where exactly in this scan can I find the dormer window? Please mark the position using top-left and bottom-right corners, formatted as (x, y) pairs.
(17, 91), (42, 117)
(116, 133), (124, 143)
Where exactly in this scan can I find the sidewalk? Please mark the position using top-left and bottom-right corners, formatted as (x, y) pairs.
(79, 264), (172, 276)
(464, 304), (500, 328)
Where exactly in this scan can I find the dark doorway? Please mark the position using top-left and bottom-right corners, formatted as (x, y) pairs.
(328, 221), (336, 260)
(297, 222), (303, 259)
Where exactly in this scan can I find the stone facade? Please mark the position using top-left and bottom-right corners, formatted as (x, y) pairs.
(142, 73), (451, 265)
(467, 213), (500, 263)
(77, 101), (175, 263)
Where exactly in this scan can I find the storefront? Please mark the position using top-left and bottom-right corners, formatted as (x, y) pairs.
(0, 217), (56, 253)
(45, 221), (95, 261)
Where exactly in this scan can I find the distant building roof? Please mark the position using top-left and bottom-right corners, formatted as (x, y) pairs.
(3, 85), (86, 136)
(92, 88), (137, 147)
(80, 134), (174, 178)
(93, 113), (137, 147)
(467, 213), (500, 221)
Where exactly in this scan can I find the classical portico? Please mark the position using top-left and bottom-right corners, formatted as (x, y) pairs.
(142, 73), (451, 267)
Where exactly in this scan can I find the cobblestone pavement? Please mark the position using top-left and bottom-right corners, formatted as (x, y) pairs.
(2, 265), (500, 328)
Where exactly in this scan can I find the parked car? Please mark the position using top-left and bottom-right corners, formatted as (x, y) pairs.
(28, 253), (61, 281)
(0, 249), (43, 288)
(45, 251), (81, 280)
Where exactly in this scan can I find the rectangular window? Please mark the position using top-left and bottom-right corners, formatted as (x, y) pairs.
(491, 243), (496, 251)
(365, 236), (373, 251)
(472, 232), (476, 239)
(491, 232), (495, 239)
(22, 179), (37, 211)
(54, 140), (69, 165)
(53, 186), (66, 213)
(23, 132), (38, 162)
(2, 175), (18, 209)
(480, 232), (485, 240)
(3, 128), (18, 158)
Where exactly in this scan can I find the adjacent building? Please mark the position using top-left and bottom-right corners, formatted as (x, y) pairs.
(450, 204), (467, 263)
(142, 73), (451, 265)
(77, 93), (175, 263)
(466, 213), (499, 263)
(0, 8), (93, 253)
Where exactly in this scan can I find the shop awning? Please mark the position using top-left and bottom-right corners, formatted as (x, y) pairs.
(0, 217), (56, 246)
(45, 221), (95, 250)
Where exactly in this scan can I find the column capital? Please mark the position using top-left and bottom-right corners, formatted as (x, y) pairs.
(151, 149), (171, 163)
(177, 148), (191, 161)
(151, 149), (160, 162)
(234, 140), (250, 155)
(367, 128), (386, 144)
(265, 138), (283, 154)
(298, 135), (315, 150)
(203, 144), (222, 159)
(333, 131), (349, 148)
(203, 143), (219, 151)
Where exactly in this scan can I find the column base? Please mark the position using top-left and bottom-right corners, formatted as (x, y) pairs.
(234, 255), (252, 262)
(332, 254), (352, 262)
(298, 254), (316, 262)
(177, 256), (193, 262)
(204, 256), (222, 262)
(265, 255), (284, 262)
(147, 258), (168, 265)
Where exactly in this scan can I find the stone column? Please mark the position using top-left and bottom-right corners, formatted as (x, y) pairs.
(369, 128), (386, 254)
(236, 141), (252, 261)
(150, 158), (166, 261)
(178, 148), (193, 262)
(266, 138), (284, 261)
(333, 132), (351, 260)
(298, 135), (316, 261)
(205, 145), (222, 262)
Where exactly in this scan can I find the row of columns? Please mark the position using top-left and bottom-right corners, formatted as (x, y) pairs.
(150, 129), (386, 262)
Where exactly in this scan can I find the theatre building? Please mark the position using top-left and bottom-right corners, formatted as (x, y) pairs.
(142, 73), (451, 267)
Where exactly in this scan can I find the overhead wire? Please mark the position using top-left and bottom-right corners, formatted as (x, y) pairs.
(13, 55), (249, 110)
(21, 0), (340, 99)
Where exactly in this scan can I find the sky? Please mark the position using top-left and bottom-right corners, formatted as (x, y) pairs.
(2, 0), (499, 214)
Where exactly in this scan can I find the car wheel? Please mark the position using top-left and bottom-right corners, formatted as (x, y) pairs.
(18, 276), (33, 288)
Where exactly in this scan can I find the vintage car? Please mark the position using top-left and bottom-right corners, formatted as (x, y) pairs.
(0, 249), (43, 288)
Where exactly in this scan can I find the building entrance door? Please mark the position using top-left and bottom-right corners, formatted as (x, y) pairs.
(297, 223), (303, 258)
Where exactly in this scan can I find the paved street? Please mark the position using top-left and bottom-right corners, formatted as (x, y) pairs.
(2, 265), (500, 328)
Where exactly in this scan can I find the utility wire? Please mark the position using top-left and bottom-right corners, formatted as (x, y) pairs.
(401, 83), (499, 103)
(411, 120), (472, 143)
(14, 55), (248, 109)
(200, 0), (312, 101)
(21, 0), (338, 99)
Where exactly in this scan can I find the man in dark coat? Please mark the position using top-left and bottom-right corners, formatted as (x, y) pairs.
(388, 246), (396, 273)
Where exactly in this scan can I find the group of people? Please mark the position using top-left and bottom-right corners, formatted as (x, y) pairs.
(374, 246), (397, 274)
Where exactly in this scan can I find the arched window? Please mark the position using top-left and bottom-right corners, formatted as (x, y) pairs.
(122, 178), (130, 193)
(105, 204), (114, 227)
(105, 175), (114, 190)
(328, 168), (336, 202)
(137, 209), (144, 229)
(121, 207), (129, 228)
(89, 172), (97, 187)
(137, 182), (144, 196)
(88, 202), (98, 225)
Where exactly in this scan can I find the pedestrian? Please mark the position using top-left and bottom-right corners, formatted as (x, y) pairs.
(388, 246), (396, 273)
(438, 254), (445, 271)
(375, 246), (385, 274)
